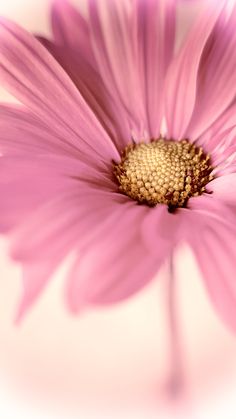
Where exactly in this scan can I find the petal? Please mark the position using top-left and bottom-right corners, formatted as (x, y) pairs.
(51, 0), (95, 67)
(187, 6), (236, 139)
(9, 190), (128, 321)
(196, 103), (236, 153)
(11, 194), (91, 322)
(0, 18), (119, 165)
(88, 0), (146, 136)
(16, 256), (65, 324)
(188, 193), (236, 228)
(140, 205), (188, 255)
(189, 213), (236, 333)
(35, 38), (131, 151)
(209, 174), (236, 206)
(0, 104), (81, 156)
(50, 0), (176, 141)
(0, 154), (114, 232)
(13, 193), (113, 322)
(164, 1), (225, 139)
(8, 187), (128, 262)
(66, 203), (159, 312)
(0, 157), (72, 232)
(136, 0), (176, 137)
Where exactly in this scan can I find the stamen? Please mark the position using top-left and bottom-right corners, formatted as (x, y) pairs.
(113, 138), (213, 209)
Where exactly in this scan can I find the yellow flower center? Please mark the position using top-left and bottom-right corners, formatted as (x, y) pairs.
(113, 138), (213, 210)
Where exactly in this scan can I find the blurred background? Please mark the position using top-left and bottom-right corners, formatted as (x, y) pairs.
(1, 1), (236, 418)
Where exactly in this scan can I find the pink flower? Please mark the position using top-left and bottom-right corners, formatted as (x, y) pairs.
(0, 0), (236, 331)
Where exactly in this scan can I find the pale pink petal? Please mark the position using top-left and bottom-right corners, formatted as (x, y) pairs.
(6, 189), (128, 322)
(195, 126), (236, 173)
(88, 0), (146, 135)
(35, 38), (131, 151)
(51, 0), (94, 67)
(0, 18), (119, 165)
(164, 1), (225, 139)
(196, 103), (236, 152)
(188, 194), (236, 228)
(195, 102), (236, 175)
(50, 0), (175, 139)
(9, 188), (128, 261)
(16, 257), (65, 324)
(136, 0), (176, 137)
(189, 214), (236, 333)
(0, 104), (82, 157)
(66, 203), (160, 312)
(211, 144), (236, 173)
(0, 154), (114, 232)
(208, 174), (236, 206)
(187, 6), (236, 139)
(140, 205), (189, 254)
(13, 195), (115, 322)
(11, 194), (130, 319)
(10, 196), (92, 322)
(0, 158), (71, 232)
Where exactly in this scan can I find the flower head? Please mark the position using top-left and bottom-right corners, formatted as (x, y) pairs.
(113, 138), (213, 209)
(0, 0), (236, 332)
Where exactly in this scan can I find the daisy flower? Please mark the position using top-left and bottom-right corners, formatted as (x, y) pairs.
(0, 0), (236, 343)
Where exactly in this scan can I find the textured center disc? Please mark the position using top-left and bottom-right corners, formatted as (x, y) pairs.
(113, 138), (213, 209)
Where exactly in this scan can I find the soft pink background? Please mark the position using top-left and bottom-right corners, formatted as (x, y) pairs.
(0, 1), (236, 418)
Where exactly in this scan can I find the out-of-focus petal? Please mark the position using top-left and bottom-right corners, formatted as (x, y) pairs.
(209, 174), (236, 206)
(66, 203), (160, 312)
(140, 205), (188, 255)
(136, 0), (176, 137)
(0, 18), (119, 165)
(196, 102), (236, 153)
(0, 154), (114, 232)
(51, 0), (94, 66)
(0, 104), (81, 157)
(35, 38), (131, 151)
(164, 1), (225, 139)
(16, 258), (65, 324)
(9, 190), (129, 320)
(189, 215), (236, 333)
(187, 6), (236, 139)
(188, 194), (236, 227)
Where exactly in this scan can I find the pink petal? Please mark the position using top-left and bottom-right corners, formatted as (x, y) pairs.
(209, 174), (236, 206)
(12, 195), (98, 322)
(211, 144), (236, 173)
(189, 214), (236, 333)
(16, 257), (65, 324)
(66, 203), (159, 312)
(9, 187), (128, 261)
(195, 102), (236, 176)
(195, 125), (236, 173)
(35, 38), (131, 151)
(141, 205), (189, 255)
(187, 6), (236, 139)
(13, 194), (131, 319)
(51, 0), (95, 67)
(164, 1), (225, 139)
(0, 158), (71, 232)
(88, 0), (146, 136)
(196, 103), (236, 152)
(136, 0), (176, 137)
(0, 153), (114, 232)
(0, 104), (82, 157)
(14, 190), (123, 322)
(0, 18), (119, 165)
(188, 193), (236, 228)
